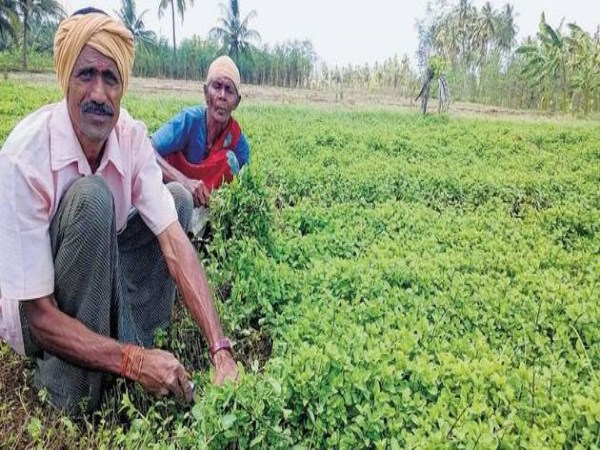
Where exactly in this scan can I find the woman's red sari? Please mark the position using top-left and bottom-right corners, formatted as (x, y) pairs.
(165, 118), (242, 191)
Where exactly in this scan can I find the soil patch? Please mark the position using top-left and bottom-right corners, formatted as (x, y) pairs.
(4, 71), (557, 121)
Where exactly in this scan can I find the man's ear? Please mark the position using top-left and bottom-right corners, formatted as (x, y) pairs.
(203, 84), (209, 102)
(234, 94), (242, 110)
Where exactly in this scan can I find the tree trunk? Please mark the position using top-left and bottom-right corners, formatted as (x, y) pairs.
(170, 0), (177, 79)
(21, 7), (28, 70)
(583, 77), (590, 115)
(416, 67), (434, 115)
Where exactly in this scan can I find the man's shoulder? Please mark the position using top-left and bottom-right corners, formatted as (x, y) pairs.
(22, 102), (58, 122)
(116, 107), (143, 130)
(8, 102), (58, 135)
(1, 102), (59, 159)
(115, 108), (149, 144)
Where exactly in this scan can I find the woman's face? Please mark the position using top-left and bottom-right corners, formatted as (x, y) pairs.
(204, 76), (240, 124)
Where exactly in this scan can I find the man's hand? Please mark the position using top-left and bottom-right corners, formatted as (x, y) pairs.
(185, 179), (210, 207)
(213, 350), (238, 385)
(135, 348), (194, 403)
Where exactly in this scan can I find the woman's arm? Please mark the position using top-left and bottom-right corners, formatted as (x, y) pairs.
(154, 150), (210, 207)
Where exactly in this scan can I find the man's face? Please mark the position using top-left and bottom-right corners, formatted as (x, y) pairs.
(67, 45), (123, 150)
(204, 76), (240, 124)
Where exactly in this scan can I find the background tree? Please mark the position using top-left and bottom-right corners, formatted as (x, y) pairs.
(115, 0), (156, 56)
(517, 16), (600, 114)
(416, 0), (519, 104)
(516, 14), (568, 111)
(209, 0), (260, 64)
(474, 2), (497, 62)
(14, 0), (64, 69)
(415, 0), (447, 69)
(0, 0), (17, 50)
(415, 56), (449, 114)
(158, 0), (194, 78)
(427, 0), (517, 70)
(497, 4), (517, 51)
(26, 13), (59, 52)
(565, 24), (600, 114)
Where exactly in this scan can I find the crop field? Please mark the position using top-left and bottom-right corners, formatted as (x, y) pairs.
(0, 80), (599, 448)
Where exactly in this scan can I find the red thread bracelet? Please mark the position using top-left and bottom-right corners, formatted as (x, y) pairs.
(120, 344), (145, 381)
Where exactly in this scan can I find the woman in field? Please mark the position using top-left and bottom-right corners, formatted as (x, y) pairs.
(152, 55), (250, 239)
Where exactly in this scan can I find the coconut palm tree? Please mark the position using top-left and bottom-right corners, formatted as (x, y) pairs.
(14, 0), (64, 69)
(455, 0), (475, 64)
(158, 0), (194, 78)
(0, 1), (17, 49)
(497, 3), (517, 51)
(0, 0), (18, 50)
(115, 0), (156, 55)
(474, 1), (496, 61)
(209, 0), (261, 63)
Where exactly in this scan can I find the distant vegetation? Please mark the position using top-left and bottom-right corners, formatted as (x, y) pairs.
(0, 0), (598, 114)
(417, 0), (600, 114)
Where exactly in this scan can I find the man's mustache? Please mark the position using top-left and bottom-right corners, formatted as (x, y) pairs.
(81, 101), (114, 116)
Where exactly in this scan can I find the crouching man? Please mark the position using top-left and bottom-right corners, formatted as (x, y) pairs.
(0, 8), (237, 416)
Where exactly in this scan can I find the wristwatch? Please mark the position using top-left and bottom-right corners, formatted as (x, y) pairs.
(209, 338), (232, 364)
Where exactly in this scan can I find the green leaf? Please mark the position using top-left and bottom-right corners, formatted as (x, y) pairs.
(222, 413), (237, 430)
(268, 377), (282, 396)
(249, 434), (264, 447)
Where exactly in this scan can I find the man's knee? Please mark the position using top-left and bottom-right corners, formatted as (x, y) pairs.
(62, 175), (114, 234)
(167, 182), (193, 233)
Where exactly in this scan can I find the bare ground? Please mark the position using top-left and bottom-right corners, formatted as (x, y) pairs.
(4, 71), (556, 120)
(0, 347), (34, 447)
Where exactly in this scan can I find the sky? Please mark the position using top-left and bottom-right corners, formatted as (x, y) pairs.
(62, 0), (599, 67)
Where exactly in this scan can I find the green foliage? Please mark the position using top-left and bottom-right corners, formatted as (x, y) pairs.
(12, 0), (65, 69)
(515, 15), (600, 114)
(1, 83), (599, 447)
(0, 3), (18, 47)
(0, 0), (63, 69)
(158, 0), (195, 77)
(113, 33), (317, 88)
(0, 47), (52, 71)
(0, 81), (60, 145)
(210, 166), (275, 252)
(416, 2), (600, 114)
(204, 165), (280, 332)
(416, 0), (517, 69)
(428, 55), (447, 78)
